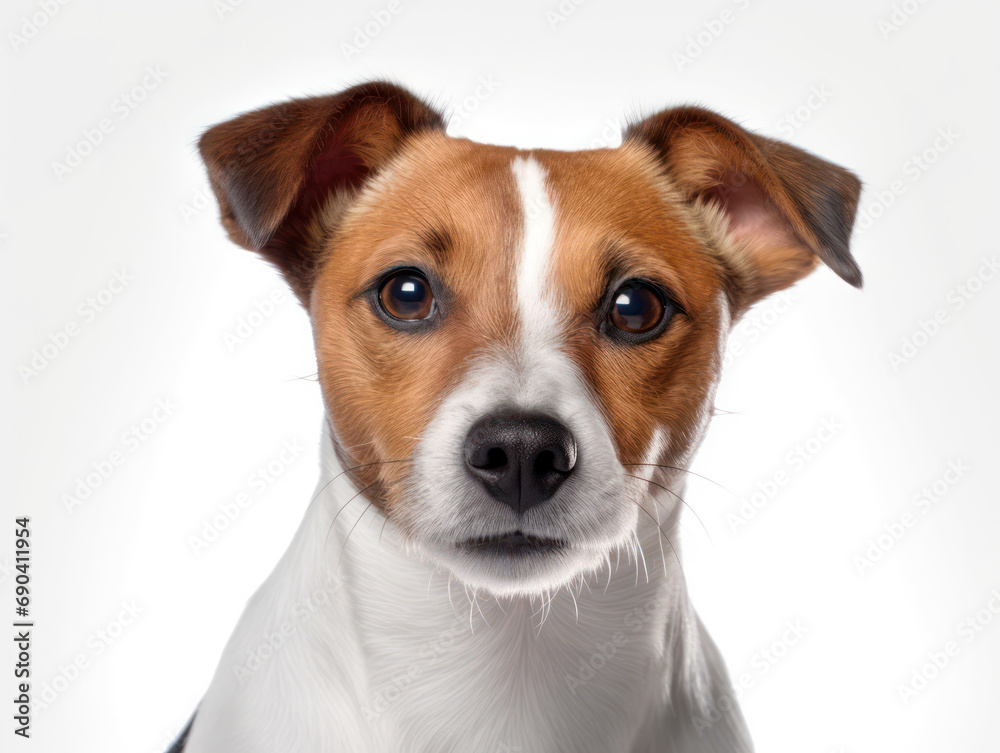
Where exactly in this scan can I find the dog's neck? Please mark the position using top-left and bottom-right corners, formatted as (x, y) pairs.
(188, 425), (749, 752)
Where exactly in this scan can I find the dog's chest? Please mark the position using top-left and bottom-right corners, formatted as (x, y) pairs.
(335, 532), (673, 752)
(185, 485), (683, 753)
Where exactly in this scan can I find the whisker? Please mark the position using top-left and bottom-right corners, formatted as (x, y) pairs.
(332, 499), (376, 574)
(622, 463), (732, 495)
(531, 592), (549, 629)
(629, 497), (684, 579)
(316, 456), (419, 562)
(624, 473), (712, 544)
(466, 585), (480, 633)
(632, 529), (650, 585)
(376, 515), (389, 556)
(659, 528), (683, 581)
(324, 482), (375, 551)
(342, 457), (413, 480)
(473, 590), (492, 630)
(535, 589), (554, 631)
(648, 488), (670, 580)
(307, 457), (412, 519)
(530, 592), (544, 622)
(529, 594), (542, 621)
(630, 541), (637, 587)
(568, 586), (580, 622)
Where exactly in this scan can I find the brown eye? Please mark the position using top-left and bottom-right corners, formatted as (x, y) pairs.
(378, 272), (435, 321)
(609, 282), (666, 333)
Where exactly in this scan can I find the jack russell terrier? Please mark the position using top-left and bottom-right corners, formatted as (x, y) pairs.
(170, 81), (861, 753)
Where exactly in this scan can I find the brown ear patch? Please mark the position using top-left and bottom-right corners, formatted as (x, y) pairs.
(624, 106), (861, 305)
(198, 81), (445, 302)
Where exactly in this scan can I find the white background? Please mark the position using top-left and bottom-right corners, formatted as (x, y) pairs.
(3, 1), (998, 751)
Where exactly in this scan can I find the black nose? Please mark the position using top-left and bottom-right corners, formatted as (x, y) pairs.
(464, 412), (577, 513)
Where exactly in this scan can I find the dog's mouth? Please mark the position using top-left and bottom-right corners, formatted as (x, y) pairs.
(440, 529), (600, 594)
(456, 531), (566, 556)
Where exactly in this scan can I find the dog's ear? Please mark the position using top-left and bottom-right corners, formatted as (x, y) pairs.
(624, 106), (861, 307)
(198, 81), (445, 303)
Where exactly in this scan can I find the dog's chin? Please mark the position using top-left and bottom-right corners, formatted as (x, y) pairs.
(431, 533), (609, 597)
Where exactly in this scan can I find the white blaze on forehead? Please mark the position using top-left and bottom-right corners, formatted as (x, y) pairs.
(403, 157), (631, 571)
(511, 156), (560, 337)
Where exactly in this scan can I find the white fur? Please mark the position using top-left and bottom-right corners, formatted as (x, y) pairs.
(401, 158), (635, 594)
(512, 155), (560, 340)
(182, 156), (752, 753)
(183, 431), (752, 753)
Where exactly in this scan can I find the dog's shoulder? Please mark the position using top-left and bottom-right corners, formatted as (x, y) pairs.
(630, 607), (754, 753)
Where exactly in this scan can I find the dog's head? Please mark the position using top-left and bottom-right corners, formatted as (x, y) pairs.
(200, 82), (860, 596)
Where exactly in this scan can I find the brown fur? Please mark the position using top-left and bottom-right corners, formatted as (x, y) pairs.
(625, 106), (862, 304)
(528, 143), (730, 471)
(198, 82), (861, 512)
(199, 81), (445, 303)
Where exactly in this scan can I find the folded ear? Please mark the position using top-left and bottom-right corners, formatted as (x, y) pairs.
(198, 81), (445, 303)
(624, 106), (861, 306)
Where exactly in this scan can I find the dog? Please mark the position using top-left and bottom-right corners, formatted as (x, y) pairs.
(170, 81), (860, 753)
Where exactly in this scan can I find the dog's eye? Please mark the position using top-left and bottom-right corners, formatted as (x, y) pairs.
(378, 271), (435, 320)
(608, 281), (669, 334)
